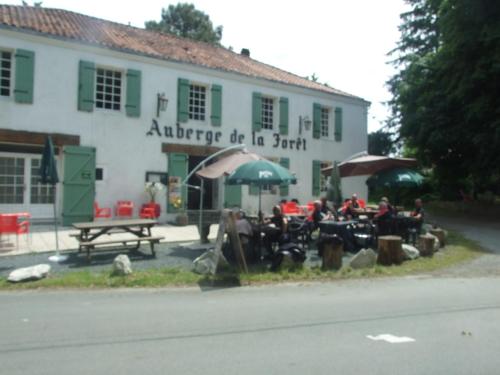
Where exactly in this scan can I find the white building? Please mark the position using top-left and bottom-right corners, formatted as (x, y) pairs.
(0, 5), (370, 224)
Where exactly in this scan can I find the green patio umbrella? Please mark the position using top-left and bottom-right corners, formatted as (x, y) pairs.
(226, 159), (297, 221)
(40, 136), (66, 262)
(366, 168), (424, 189)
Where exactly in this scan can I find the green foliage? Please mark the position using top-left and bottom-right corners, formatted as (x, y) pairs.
(387, 0), (500, 198)
(145, 3), (223, 44)
(368, 130), (396, 156)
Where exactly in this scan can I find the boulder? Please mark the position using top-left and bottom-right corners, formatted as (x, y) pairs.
(402, 244), (420, 260)
(193, 249), (228, 275)
(349, 248), (377, 269)
(112, 254), (132, 276)
(8, 264), (51, 283)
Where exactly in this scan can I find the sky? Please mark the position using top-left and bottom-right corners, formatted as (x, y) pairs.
(7, 0), (409, 132)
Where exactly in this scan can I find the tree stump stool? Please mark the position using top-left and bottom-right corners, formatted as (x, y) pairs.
(418, 234), (435, 257)
(429, 228), (445, 248)
(377, 235), (404, 265)
(322, 242), (344, 270)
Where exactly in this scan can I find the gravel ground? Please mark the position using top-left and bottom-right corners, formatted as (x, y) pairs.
(429, 213), (500, 277)
(0, 240), (340, 277)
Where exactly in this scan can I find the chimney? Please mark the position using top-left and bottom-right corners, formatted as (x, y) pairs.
(240, 48), (250, 57)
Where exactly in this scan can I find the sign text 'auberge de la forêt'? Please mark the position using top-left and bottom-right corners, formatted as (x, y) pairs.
(146, 120), (307, 151)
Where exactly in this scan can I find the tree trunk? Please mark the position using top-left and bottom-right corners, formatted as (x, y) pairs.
(429, 228), (445, 248)
(377, 235), (404, 265)
(322, 242), (344, 271)
(418, 234), (435, 257)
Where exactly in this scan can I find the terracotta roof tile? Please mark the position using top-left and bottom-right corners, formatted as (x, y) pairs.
(0, 5), (366, 101)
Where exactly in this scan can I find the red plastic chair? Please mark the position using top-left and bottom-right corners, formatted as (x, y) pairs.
(0, 214), (30, 249)
(139, 206), (156, 219)
(94, 202), (112, 219)
(282, 201), (301, 215)
(115, 201), (134, 218)
(358, 198), (367, 209)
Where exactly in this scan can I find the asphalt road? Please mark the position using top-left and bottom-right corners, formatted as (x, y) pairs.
(1, 277), (500, 375)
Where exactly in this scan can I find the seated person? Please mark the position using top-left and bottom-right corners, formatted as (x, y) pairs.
(344, 194), (364, 219)
(374, 201), (392, 236)
(381, 196), (395, 215)
(291, 198), (300, 204)
(409, 198), (425, 233)
(306, 200), (331, 238)
(235, 210), (253, 242)
(320, 197), (337, 219)
(262, 205), (288, 255)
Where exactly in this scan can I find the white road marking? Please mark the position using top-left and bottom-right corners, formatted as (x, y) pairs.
(367, 334), (415, 343)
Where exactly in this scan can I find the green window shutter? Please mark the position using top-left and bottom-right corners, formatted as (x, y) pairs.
(211, 84), (222, 126)
(177, 78), (189, 123)
(312, 160), (321, 196)
(125, 69), (141, 118)
(334, 107), (343, 142)
(167, 153), (188, 213)
(313, 103), (321, 139)
(279, 157), (290, 196)
(252, 92), (262, 132)
(78, 60), (95, 112)
(14, 49), (35, 104)
(279, 97), (289, 135)
(249, 184), (259, 196)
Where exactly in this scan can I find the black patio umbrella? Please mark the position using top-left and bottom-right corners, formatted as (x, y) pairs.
(40, 136), (66, 262)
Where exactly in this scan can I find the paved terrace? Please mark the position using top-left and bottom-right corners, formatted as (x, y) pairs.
(0, 223), (219, 257)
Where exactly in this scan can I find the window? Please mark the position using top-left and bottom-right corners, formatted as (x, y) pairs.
(30, 158), (55, 204)
(321, 107), (330, 137)
(95, 68), (122, 111)
(95, 168), (104, 181)
(0, 157), (24, 204)
(0, 50), (12, 97)
(261, 97), (274, 130)
(189, 84), (206, 121)
(320, 161), (332, 192)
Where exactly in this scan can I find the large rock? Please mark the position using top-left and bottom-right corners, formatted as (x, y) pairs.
(349, 248), (377, 269)
(193, 249), (228, 275)
(8, 264), (51, 283)
(402, 244), (420, 260)
(112, 254), (132, 276)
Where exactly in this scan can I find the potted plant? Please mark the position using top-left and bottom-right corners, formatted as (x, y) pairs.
(143, 182), (165, 217)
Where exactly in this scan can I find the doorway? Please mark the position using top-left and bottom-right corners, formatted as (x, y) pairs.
(0, 152), (58, 218)
(187, 155), (216, 210)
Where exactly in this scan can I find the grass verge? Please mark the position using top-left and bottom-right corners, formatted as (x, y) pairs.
(0, 231), (484, 290)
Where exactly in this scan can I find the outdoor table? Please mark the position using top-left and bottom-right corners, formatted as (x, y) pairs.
(72, 219), (164, 260)
(318, 220), (358, 252)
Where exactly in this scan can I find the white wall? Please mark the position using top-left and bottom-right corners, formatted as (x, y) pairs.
(0, 30), (369, 220)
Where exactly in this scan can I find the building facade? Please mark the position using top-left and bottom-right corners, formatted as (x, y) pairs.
(0, 5), (370, 224)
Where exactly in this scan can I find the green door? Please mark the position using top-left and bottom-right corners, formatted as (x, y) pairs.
(62, 146), (96, 226)
(167, 153), (188, 213)
(224, 182), (241, 208)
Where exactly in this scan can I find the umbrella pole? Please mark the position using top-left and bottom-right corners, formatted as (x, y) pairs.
(198, 174), (204, 244)
(49, 183), (67, 262)
(258, 185), (262, 223)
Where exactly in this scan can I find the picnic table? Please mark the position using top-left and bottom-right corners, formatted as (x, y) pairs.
(72, 219), (164, 260)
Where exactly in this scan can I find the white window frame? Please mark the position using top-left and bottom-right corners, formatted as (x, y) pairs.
(0, 48), (13, 98)
(261, 96), (275, 131)
(189, 83), (208, 122)
(261, 156), (279, 194)
(95, 66), (123, 112)
(320, 106), (330, 138)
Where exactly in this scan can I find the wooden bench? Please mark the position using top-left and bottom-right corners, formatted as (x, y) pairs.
(78, 235), (164, 260)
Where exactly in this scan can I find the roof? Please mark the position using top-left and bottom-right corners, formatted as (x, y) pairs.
(0, 5), (367, 102)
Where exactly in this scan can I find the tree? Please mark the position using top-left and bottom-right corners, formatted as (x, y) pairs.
(387, 0), (500, 198)
(145, 3), (222, 45)
(368, 130), (396, 156)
